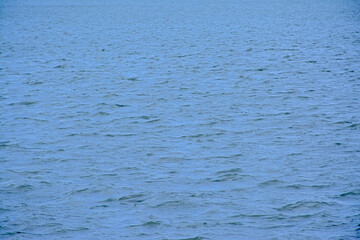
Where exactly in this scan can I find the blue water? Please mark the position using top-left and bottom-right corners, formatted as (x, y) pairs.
(1, 0), (360, 239)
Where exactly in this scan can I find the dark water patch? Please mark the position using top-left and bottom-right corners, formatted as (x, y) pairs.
(0, 207), (11, 212)
(276, 201), (337, 212)
(297, 96), (310, 99)
(1, 231), (24, 236)
(258, 179), (284, 187)
(129, 221), (162, 227)
(126, 77), (140, 81)
(54, 64), (66, 68)
(115, 104), (129, 107)
(181, 133), (206, 139)
(95, 111), (110, 116)
(24, 80), (43, 85)
(246, 68), (267, 72)
(227, 222), (243, 226)
(146, 118), (161, 123)
(105, 134), (116, 137)
(204, 153), (242, 160)
(154, 200), (192, 208)
(335, 120), (353, 124)
(339, 190), (360, 198)
(286, 152), (303, 156)
(55, 227), (89, 233)
(231, 214), (267, 219)
(174, 54), (196, 58)
(284, 184), (307, 189)
(105, 133), (137, 137)
(0, 141), (11, 148)
(9, 101), (37, 106)
(69, 188), (90, 195)
(90, 204), (110, 209)
(14, 184), (34, 191)
(10, 170), (42, 175)
(102, 194), (147, 203)
(138, 115), (151, 120)
(180, 237), (206, 240)
(99, 173), (117, 177)
(265, 213), (322, 221)
(347, 123), (360, 129)
(207, 174), (245, 183)
(14, 117), (48, 122)
(165, 237), (206, 240)
(310, 184), (332, 189)
(40, 181), (51, 185)
(260, 223), (296, 229)
(216, 168), (243, 174)
(66, 132), (99, 137)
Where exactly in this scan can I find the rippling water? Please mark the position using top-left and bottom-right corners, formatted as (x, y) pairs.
(1, 0), (360, 239)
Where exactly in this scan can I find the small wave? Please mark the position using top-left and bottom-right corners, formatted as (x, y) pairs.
(1, 231), (24, 236)
(126, 77), (140, 81)
(9, 101), (37, 106)
(90, 204), (110, 209)
(245, 68), (267, 72)
(266, 213), (318, 220)
(0, 141), (10, 148)
(339, 189), (360, 197)
(231, 214), (267, 218)
(54, 227), (89, 233)
(258, 179), (284, 187)
(227, 222), (243, 225)
(154, 200), (194, 208)
(216, 168), (243, 174)
(164, 237), (206, 240)
(179, 237), (206, 240)
(115, 104), (129, 107)
(205, 168), (245, 182)
(95, 111), (110, 116)
(334, 120), (353, 124)
(69, 188), (90, 195)
(102, 194), (147, 203)
(100, 173), (117, 177)
(25, 80), (43, 85)
(54, 64), (66, 68)
(15, 184), (34, 191)
(0, 207), (11, 212)
(276, 201), (336, 211)
(347, 123), (360, 129)
(181, 133), (224, 139)
(261, 223), (296, 229)
(129, 221), (162, 228)
(284, 184), (331, 189)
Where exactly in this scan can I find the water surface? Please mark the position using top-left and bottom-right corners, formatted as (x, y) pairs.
(1, 0), (360, 239)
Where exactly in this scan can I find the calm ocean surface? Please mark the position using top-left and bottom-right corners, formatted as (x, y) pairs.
(1, 0), (360, 239)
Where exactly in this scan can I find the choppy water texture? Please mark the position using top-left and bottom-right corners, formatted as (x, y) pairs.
(1, 0), (360, 239)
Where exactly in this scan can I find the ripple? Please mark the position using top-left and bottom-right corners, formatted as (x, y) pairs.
(102, 194), (148, 204)
(129, 221), (162, 228)
(276, 201), (337, 212)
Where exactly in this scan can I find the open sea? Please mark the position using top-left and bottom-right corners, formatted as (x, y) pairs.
(1, 0), (360, 239)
